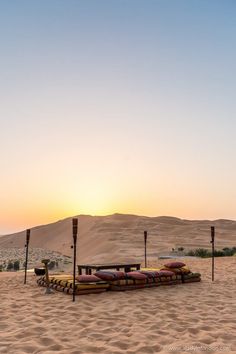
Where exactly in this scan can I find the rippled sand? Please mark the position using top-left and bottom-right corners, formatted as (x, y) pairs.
(0, 257), (236, 354)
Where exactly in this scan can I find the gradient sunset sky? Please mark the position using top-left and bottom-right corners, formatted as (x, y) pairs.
(1, 0), (236, 233)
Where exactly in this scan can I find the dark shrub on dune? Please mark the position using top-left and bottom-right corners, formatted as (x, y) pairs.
(186, 247), (236, 258)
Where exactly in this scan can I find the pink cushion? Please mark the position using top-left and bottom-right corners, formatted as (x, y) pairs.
(76, 275), (101, 282)
(126, 272), (147, 280)
(164, 261), (186, 269)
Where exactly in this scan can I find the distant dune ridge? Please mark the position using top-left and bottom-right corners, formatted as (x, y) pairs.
(0, 214), (236, 264)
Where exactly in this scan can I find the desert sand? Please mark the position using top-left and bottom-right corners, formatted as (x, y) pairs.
(1, 256), (236, 354)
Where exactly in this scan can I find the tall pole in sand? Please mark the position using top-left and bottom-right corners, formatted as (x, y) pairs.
(144, 231), (147, 268)
(211, 226), (215, 281)
(72, 218), (78, 302)
(24, 229), (30, 284)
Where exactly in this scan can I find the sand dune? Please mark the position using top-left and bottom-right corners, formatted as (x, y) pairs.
(0, 214), (236, 265)
(0, 257), (235, 353)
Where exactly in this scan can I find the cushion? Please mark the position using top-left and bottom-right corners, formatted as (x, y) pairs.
(162, 267), (182, 274)
(94, 271), (117, 281)
(126, 271), (147, 280)
(163, 265), (191, 274)
(139, 271), (160, 278)
(141, 267), (161, 272)
(157, 270), (175, 277)
(37, 278), (109, 294)
(94, 270), (125, 280)
(164, 261), (186, 269)
(180, 266), (191, 274)
(183, 272), (201, 279)
(111, 279), (134, 286)
(104, 271), (126, 279)
(76, 275), (101, 283)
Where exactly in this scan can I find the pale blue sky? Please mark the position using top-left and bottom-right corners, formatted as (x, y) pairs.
(0, 0), (236, 233)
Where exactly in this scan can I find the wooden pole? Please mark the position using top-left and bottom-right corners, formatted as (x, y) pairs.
(144, 231), (147, 268)
(211, 226), (215, 281)
(72, 218), (78, 302)
(24, 229), (30, 284)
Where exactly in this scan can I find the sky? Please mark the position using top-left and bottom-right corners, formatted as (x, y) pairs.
(0, 0), (236, 234)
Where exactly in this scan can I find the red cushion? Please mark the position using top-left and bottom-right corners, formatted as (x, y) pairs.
(94, 271), (116, 281)
(104, 271), (126, 279)
(126, 272), (147, 280)
(164, 261), (186, 269)
(76, 275), (101, 283)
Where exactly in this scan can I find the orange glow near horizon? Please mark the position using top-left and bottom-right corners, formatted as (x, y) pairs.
(1, 151), (236, 235)
(1, 164), (236, 234)
(2, 183), (236, 235)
